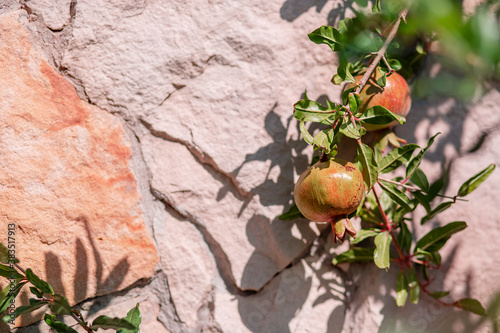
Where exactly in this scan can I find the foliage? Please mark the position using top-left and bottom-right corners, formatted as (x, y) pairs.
(281, 0), (498, 317)
(0, 246), (141, 332)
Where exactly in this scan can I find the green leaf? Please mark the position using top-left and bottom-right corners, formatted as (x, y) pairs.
(337, 17), (351, 34)
(387, 59), (402, 71)
(117, 303), (141, 333)
(0, 281), (26, 314)
(396, 271), (408, 306)
(278, 204), (304, 221)
(431, 251), (441, 266)
(30, 287), (44, 298)
(293, 99), (338, 124)
(332, 74), (343, 85)
(308, 26), (343, 52)
(4, 301), (48, 322)
(358, 208), (382, 226)
(313, 129), (335, 153)
(44, 314), (79, 333)
(378, 181), (414, 212)
(355, 143), (378, 190)
(25, 269), (54, 295)
(415, 221), (467, 253)
(406, 133), (440, 180)
(339, 121), (361, 140)
(429, 291), (450, 299)
(455, 298), (486, 316)
(392, 205), (411, 225)
(48, 294), (72, 315)
(397, 221), (412, 254)
(457, 164), (495, 197)
(374, 232), (392, 269)
(376, 69), (387, 87)
(0, 263), (23, 280)
(351, 228), (381, 244)
(332, 248), (374, 265)
(336, 58), (357, 83)
(410, 283), (420, 304)
(412, 190), (431, 214)
(420, 201), (454, 225)
(409, 268), (420, 304)
(358, 105), (406, 126)
(299, 118), (314, 145)
(90, 316), (137, 331)
(348, 92), (359, 113)
(427, 175), (445, 202)
(377, 144), (419, 174)
(410, 168), (430, 192)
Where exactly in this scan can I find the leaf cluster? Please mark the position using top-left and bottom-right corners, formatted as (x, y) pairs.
(280, 0), (497, 315)
(0, 247), (141, 332)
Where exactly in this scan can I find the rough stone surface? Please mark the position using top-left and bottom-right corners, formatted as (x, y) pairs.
(0, 0), (499, 332)
(0, 10), (158, 327)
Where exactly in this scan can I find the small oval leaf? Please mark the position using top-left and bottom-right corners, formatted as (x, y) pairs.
(351, 228), (381, 244)
(278, 204), (304, 221)
(457, 164), (495, 197)
(374, 232), (392, 269)
(332, 248), (375, 265)
(44, 314), (79, 333)
(415, 221), (467, 253)
(455, 298), (486, 316)
(396, 271), (408, 306)
(420, 201), (454, 225)
(48, 294), (73, 315)
(90, 316), (137, 331)
(25, 268), (54, 295)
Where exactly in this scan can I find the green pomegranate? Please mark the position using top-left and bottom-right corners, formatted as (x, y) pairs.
(346, 69), (411, 131)
(294, 158), (365, 242)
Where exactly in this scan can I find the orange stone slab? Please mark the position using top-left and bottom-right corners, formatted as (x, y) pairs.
(0, 12), (158, 327)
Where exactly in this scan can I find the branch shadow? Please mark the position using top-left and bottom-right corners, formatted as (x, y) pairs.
(233, 7), (499, 330)
(12, 215), (131, 329)
(280, 0), (355, 26)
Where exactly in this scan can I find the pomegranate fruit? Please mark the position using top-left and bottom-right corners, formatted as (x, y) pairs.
(294, 158), (365, 242)
(347, 68), (411, 131)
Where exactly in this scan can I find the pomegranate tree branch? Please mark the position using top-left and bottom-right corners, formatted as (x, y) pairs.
(372, 186), (406, 264)
(355, 8), (409, 93)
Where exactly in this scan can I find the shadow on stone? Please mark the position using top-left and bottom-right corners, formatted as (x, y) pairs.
(238, 260), (311, 333)
(280, 0), (354, 26)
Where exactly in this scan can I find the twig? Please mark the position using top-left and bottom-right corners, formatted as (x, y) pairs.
(355, 8), (409, 94)
(372, 186), (406, 264)
(378, 177), (468, 202)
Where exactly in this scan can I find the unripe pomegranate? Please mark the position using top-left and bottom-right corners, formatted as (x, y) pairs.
(347, 69), (411, 131)
(294, 158), (365, 242)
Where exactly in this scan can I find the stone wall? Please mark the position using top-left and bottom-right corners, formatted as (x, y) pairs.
(0, 1), (498, 332)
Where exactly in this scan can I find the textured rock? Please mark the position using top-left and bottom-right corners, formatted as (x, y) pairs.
(215, 236), (349, 333)
(31, 0), (343, 292)
(1, 0), (499, 332)
(0, 11), (158, 327)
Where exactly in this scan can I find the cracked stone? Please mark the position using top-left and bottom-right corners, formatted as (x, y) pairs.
(153, 207), (217, 330)
(215, 238), (348, 333)
(0, 11), (158, 327)
(140, 131), (322, 292)
(24, 0), (72, 31)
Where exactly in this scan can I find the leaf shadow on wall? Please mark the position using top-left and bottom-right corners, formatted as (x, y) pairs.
(227, 102), (348, 332)
(14, 215), (130, 329)
(237, 228), (348, 333)
(280, 0), (355, 25)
